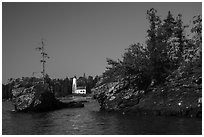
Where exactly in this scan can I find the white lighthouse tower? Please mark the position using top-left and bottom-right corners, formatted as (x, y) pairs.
(72, 76), (86, 94)
(72, 76), (77, 94)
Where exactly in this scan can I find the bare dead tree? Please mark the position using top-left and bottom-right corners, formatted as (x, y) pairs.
(36, 38), (50, 84)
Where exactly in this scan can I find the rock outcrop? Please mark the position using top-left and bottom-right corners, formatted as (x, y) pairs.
(93, 64), (202, 118)
(12, 80), (84, 112)
(92, 80), (143, 112)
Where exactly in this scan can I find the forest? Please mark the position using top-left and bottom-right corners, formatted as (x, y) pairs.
(100, 8), (201, 90)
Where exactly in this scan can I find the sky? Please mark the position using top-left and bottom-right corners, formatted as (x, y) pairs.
(2, 2), (201, 83)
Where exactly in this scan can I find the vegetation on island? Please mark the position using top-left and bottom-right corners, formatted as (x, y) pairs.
(2, 74), (99, 100)
(101, 9), (201, 89)
(93, 8), (202, 118)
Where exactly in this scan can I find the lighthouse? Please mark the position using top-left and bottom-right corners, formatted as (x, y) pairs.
(72, 76), (86, 94)
(72, 76), (77, 94)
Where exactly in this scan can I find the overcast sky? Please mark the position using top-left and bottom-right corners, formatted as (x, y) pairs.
(2, 2), (201, 83)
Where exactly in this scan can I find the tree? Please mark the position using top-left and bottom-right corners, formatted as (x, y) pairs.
(191, 15), (202, 62)
(184, 15), (202, 65)
(162, 11), (176, 61)
(36, 39), (50, 84)
(163, 11), (176, 39)
(158, 11), (179, 74)
(102, 43), (151, 90)
(122, 43), (151, 89)
(174, 14), (186, 61)
(93, 75), (100, 87)
(86, 76), (94, 93)
(146, 8), (164, 84)
(102, 58), (123, 83)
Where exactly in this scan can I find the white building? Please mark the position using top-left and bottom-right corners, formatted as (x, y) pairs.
(72, 77), (86, 94)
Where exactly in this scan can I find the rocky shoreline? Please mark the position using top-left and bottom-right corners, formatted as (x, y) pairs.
(93, 65), (202, 118)
(12, 81), (84, 112)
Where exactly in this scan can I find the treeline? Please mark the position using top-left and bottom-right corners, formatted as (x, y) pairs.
(50, 74), (100, 97)
(101, 8), (201, 91)
(2, 74), (100, 99)
(2, 82), (13, 99)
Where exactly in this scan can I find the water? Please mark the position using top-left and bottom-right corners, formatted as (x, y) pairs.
(2, 99), (202, 135)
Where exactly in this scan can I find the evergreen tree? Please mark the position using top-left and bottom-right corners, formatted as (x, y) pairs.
(174, 14), (186, 61)
(159, 11), (178, 73)
(103, 58), (123, 83)
(122, 43), (151, 89)
(163, 11), (176, 39)
(184, 15), (202, 64)
(146, 8), (163, 84)
(191, 15), (202, 62)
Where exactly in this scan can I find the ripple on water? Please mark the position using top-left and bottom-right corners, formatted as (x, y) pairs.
(2, 100), (202, 135)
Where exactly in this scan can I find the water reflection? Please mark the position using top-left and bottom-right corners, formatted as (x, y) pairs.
(2, 101), (202, 135)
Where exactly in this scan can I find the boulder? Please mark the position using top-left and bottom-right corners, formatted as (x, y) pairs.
(93, 80), (141, 111)
(12, 81), (84, 112)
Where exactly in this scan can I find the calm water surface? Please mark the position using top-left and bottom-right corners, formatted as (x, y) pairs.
(2, 99), (202, 135)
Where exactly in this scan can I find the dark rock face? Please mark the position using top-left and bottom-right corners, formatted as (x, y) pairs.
(93, 65), (202, 118)
(92, 81), (142, 112)
(12, 81), (84, 112)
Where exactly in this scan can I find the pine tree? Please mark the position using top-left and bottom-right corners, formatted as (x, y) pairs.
(191, 15), (202, 60)
(146, 8), (163, 84)
(163, 11), (176, 39)
(122, 43), (151, 89)
(160, 11), (178, 71)
(184, 15), (202, 64)
(174, 14), (185, 61)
